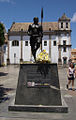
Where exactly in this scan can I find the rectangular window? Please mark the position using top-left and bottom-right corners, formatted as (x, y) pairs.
(66, 22), (68, 28)
(53, 41), (56, 46)
(63, 40), (66, 45)
(25, 41), (28, 46)
(44, 41), (47, 46)
(61, 22), (63, 28)
(63, 47), (66, 52)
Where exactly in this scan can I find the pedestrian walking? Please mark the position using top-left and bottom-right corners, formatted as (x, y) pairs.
(66, 62), (76, 90)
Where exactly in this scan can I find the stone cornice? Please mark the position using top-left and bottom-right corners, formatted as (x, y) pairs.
(8, 29), (71, 36)
(58, 44), (72, 47)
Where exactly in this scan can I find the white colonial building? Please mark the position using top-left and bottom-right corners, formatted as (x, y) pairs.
(7, 13), (72, 65)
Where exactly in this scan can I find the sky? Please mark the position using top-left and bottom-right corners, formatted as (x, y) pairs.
(0, 0), (76, 48)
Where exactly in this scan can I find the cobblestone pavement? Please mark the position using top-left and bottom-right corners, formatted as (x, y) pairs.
(0, 65), (76, 120)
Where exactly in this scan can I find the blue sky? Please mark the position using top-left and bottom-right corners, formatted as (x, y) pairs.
(0, 0), (76, 48)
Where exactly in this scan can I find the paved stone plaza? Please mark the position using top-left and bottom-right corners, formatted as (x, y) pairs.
(0, 65), (76, 120)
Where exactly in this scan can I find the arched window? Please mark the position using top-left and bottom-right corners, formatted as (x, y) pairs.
(61, 22), (63, 28)
(12, 40), (19, 46)
(66, 22), (68, 28)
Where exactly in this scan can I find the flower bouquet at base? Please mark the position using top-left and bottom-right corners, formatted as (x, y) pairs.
(36, 49), (51, 63)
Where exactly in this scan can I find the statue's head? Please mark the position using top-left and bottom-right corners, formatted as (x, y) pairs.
(33, 17), (39, 24)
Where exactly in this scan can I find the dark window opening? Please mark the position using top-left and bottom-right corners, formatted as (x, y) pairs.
(66, 22), (68, 28)
(25, 41), (28, 46)
(63, 40), (66, 45)
(63, 47), (66, 52)
(44, 41), (47, 46)
(49, 28), (51, 31)
(53, 41), (56, 46)
(12, 40), (19, 46)
(61, 22), (63, 28)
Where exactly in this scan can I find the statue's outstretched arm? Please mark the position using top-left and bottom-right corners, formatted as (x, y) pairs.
(28, 25), (32, 36)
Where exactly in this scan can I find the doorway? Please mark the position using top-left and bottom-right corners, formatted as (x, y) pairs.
(14, 53), (16, 64)
(63, 57), (67, 64)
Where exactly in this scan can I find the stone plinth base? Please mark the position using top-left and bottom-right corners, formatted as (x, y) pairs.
(8, 63), (68, 113)
(8, 98), (68, 113)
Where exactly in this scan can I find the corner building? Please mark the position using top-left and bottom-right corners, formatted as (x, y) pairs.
(8, 14), (71, 65)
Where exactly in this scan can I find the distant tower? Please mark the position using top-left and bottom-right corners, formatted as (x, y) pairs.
(58, 13), (71, 65)
(58, 13), (70, 30)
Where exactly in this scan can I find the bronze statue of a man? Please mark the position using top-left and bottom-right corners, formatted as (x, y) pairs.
(28, 17), (43, 61)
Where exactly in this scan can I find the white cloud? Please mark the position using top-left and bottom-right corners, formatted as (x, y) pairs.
(0, 0), (10, 2)
(0, 0), (15, 4)
(71, 12), (76, 22)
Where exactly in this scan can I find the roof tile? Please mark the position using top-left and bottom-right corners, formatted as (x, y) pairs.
(10, 22), (58, 32)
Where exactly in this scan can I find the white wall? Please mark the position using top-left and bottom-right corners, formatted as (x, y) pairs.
(23, 35), (50, 61)
(9, 36), (21, 64)
(51, 35), (59, 63)
(23, 36), (31, 61)
(8, 34), (71, 64)
(60, 34), (70, 45)
(42, 35), (49, 53)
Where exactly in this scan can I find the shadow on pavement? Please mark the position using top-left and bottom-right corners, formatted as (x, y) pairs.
(0, 72), (8, 77)
(0, 84), (14, 103)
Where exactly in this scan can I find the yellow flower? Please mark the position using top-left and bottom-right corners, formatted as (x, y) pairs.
(36, 49), (51, 63)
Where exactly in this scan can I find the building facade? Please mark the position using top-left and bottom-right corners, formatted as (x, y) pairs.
(71, 49), (76, 64)
(7, 14), (72, 65)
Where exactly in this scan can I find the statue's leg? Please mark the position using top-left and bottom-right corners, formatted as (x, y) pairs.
(33, 50), (36, 62)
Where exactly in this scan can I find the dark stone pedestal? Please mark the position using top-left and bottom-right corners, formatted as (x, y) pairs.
(8, 63), (68, 113)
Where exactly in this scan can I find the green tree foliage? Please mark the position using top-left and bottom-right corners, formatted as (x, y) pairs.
(0, 23), (5, 46)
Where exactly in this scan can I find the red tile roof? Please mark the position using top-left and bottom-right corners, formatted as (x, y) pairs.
(10, 22), (58, 32)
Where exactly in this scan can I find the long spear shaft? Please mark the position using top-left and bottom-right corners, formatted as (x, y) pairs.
(41, 8), (43, 51)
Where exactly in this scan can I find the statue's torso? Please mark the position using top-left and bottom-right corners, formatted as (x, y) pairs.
(28, 19), (43, 60)
(29, 24), (42, 36)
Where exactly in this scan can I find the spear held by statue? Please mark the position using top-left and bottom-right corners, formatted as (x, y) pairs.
(41, 7), (43, 51)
